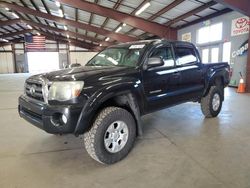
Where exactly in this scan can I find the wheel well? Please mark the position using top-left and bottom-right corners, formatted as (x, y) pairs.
(211, 76), (225, 100)
(213, 76), (224, 87)
(88, 94), (142, 136)
(202, 76), (225, 101)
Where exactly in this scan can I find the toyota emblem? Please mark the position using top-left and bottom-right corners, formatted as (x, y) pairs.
(29, 85), (36, 96)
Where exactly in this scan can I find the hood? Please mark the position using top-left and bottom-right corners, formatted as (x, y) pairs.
(29, 66), (135, 82)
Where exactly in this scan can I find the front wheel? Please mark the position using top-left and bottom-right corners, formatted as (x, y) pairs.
(201, 86), (223, 118)
(83, 107), (136, 164)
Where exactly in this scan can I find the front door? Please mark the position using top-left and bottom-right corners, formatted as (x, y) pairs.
(143, 45), (181, 112)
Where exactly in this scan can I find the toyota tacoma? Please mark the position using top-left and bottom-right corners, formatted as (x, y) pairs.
(18, 39), (230, 164)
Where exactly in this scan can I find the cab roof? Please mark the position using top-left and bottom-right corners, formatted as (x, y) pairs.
(109, 39), (194, 49)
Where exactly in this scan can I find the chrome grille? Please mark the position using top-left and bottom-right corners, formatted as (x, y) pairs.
(25, 79), (44, 102)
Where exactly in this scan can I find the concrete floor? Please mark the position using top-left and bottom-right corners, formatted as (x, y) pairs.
(0, 74), (250, 188)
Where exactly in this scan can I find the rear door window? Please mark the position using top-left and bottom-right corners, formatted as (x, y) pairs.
(175, 47), (198, 66)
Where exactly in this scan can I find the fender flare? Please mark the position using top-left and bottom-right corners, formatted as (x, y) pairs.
(203, 69), (225, 98)
(74, 82), (144, 136)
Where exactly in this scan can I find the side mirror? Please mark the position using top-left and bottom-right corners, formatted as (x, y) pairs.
(147, 57), (164, 69)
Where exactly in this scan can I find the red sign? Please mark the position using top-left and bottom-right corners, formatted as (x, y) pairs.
(231, 16), (250, 36)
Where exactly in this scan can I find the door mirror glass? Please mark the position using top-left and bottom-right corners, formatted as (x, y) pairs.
(147, 57), (164, 69)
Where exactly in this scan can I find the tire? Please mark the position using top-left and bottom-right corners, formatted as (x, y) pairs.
(201, 86), (223, 118)
(83, 107), (136, 164)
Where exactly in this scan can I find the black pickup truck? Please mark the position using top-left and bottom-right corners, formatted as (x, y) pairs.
(18, 39), (230, 164)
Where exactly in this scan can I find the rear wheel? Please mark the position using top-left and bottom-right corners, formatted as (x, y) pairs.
(201, 86), (223, 118)
(83, 107), (136, 164)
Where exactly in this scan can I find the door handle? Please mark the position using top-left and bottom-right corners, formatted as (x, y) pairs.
(173, 71), (180, 76)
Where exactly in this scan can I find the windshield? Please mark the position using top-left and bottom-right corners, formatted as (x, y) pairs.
(86, 46), (145, 67)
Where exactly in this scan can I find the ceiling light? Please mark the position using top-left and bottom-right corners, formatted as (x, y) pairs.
(105, 37), (110, 41)
(66, 34), (69, 38)
(122, 23), (127, 27)
(99, 44), (102, 46)
(27, 25), (32, 29)
(37, 32), (41, 36)
(135, 1), (151, 16)
(55, 1), (61, 7)
(115, 26), (122, 33)
(0, 38), (9, 42)
(5, 7), (10, 11)
(58, 9), (64, 17)
(12, 12), (19, 18)
(64, 25), (68, 30)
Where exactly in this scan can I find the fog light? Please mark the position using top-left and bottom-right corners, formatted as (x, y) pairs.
(51, 113), (67, 126)
(62, 114), (67, 124)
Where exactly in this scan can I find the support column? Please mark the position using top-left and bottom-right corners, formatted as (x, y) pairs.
(246, 32), (250, 92)
(11, 43), (17, 73)
(67, 43), (70, 66)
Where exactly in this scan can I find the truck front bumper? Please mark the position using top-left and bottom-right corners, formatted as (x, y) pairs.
(18, 95), (83, 134)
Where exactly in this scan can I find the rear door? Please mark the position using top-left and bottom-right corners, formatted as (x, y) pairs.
(143, 44), (181, 112)
(174, 44), (204, 100)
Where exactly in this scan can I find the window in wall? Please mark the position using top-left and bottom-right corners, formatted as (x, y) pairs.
(202, 49), (209, 63)
(175, 47), (198, 66)
(211, 47), (219, 63)
(197, 23), (223, 44)
(150, 47), (175, 67)
(222, 42), (231, 64)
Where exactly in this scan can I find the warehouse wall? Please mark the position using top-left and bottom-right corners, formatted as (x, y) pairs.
(69, 52), (97, 66)
(0, 45), (14, 74)
(178, 11), (249, 86)
(0, 52), (14, 73)
(0, 41), (98, 74)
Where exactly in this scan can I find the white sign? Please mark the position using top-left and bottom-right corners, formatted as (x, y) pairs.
(231, 16), (250, 36)
(181, 32), (191, 42)
(232, 40), (248, 58)
(129, 44), (145, 49)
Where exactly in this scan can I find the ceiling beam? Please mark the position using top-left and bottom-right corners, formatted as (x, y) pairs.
(10, 2), (29, 31)
(0, 38), (23, 47)
(214, 0), (250, 16)
(57, 0), (177, 39)
(29, 0), (45, 24)
(149, 0), (185, 21)
(86, 0), (99, 37)
(165, 1), (217, 26)
(0, 31), (96, 51)
(0, 1), (136, 43)
(37, 30), (98, 50)
(0, 12), (20, 33)
(179, 8), (232, 29)
(0, 29), (32, 38)
(124, 0), (150, 37)
(0, 19), (108, 49)
(95, 0), (123, 39)
(22, 19), (113, 46)
(19, 0), (39, 23)
(0, 19), (112, 46)
(0, 19), (21, 27)
(125, 0), (184, 37)
(40, 0), (58, 28)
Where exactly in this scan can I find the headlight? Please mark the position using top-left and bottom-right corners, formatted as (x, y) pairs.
(48, 81), (84, 101)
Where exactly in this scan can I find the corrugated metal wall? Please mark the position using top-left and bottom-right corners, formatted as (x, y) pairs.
(69, 52), (97, 66)
(0, 52), (14, 74)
